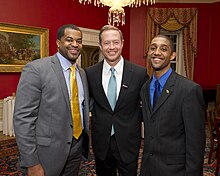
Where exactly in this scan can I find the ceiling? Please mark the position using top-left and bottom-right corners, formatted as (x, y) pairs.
(157, 0), (220, 3)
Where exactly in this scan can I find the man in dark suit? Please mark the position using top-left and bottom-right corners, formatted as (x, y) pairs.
(85, 25), (149, 176)
(13, 24), (90, 176)
(140, 34), (205, 176)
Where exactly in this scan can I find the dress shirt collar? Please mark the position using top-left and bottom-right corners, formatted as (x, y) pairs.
(152, 68), (172, 88)
(56, 52), (78, 71)
(103, 56), (124, 75)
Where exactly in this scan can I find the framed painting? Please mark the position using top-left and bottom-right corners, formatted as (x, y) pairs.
(0, 23), (49, 72)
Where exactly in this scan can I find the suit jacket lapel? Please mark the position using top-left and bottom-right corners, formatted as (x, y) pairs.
(93, 61), (103, 90)
(51, 55), (70, 110)
(115, 60), (133, 110)
(146, 81), (152, 114)
(142, 80), (152, 117)
(78, 64), (88, 100)
(94, 61), (113, 111)
(152, 71), (176, 113)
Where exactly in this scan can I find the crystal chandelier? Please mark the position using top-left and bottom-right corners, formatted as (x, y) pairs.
(78, 0), (156, 26)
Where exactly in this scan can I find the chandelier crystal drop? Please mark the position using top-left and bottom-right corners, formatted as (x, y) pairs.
(78, 0), (156, 26)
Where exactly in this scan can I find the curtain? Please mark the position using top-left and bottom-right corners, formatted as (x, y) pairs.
(145, 8), (198, 80)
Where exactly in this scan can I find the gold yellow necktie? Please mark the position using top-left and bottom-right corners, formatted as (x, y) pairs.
(70, 65), (82, 139)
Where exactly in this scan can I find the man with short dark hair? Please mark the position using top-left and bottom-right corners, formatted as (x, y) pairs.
(140, 34), (205, 176)
(13, 24), (90, 176)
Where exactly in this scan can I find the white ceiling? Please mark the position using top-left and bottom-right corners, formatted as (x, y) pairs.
(157, 0), (220, 3)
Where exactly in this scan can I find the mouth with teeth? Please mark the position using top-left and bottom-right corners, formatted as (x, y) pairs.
(69, 48), (79, 55)
(108, 51), (117, 55)
(152, 57), (163, 63)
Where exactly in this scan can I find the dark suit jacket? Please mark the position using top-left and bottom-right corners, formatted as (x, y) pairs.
(140, 71), (205, 176)
(85, 59), (149, 164)
(13, 55), (90, 176)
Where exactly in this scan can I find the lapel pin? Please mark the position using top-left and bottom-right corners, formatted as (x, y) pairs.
(166, 89), (170, 94)
(122, 84), (128, 89)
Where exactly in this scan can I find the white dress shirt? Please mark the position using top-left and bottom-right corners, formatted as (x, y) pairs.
(102, 56), (124, 100)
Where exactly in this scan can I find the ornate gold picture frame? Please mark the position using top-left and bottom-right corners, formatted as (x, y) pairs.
(0, 23), (49, 72)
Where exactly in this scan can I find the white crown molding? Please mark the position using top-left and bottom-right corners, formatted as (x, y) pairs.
(77, 27), (101, 66)
(79, 27), (99, 46)
(156, 0), (220, 3)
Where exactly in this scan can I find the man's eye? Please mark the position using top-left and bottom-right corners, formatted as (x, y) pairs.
(161, 48), (168, 52)
(66, 38), (72, 42)
(104, 42), (110, 45)
(77, 40), (82, 44)
(150, 46), (156, 51)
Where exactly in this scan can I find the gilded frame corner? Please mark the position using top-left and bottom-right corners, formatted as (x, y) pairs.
(0, 23), (49, 72)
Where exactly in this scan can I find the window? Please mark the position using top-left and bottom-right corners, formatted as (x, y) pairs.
(160, 29), (186, 77)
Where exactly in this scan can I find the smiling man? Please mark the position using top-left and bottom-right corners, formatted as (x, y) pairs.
(140, 34), (205, 176)
(85, 25), (149, 176)
(13, 24), (90, 176)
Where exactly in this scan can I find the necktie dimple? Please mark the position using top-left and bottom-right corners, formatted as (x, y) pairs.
(153, 80), (160, 110)
(70, 65), (82, 139)
(107, 68), (117, 135)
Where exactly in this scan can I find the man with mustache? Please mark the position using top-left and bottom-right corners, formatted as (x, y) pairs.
(140, 34), (205, 176)
(13, 24), (90, 176)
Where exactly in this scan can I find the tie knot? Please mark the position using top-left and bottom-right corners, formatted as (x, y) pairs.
(70, 65), (76, 72)
(110, 68), (115, 75)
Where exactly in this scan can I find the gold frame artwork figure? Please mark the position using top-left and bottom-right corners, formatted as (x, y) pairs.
(0, 23), (49, 72)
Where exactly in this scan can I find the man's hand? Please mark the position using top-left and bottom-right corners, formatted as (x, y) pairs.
(27, 164), (45, 176)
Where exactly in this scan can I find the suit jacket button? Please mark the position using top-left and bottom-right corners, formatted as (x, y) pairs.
(70, 124), (73, 128)
(150, 136), (153, 140)
(149, 153), (153, 156)
(67, 142), (71, 145)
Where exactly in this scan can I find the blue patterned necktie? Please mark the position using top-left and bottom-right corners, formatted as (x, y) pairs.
(107, 68), (117, 135)
(153, 80), (160, 110)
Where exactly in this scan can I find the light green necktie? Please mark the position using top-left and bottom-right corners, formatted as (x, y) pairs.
(107, 68), (117, 135)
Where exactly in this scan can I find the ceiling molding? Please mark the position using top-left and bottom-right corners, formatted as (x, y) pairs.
(156, 0), (220, 3)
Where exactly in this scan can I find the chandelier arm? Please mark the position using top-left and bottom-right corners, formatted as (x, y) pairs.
(77, 0), (156, 26)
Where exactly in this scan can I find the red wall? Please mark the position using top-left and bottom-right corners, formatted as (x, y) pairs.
(0, 1), (220, 99)
(129, 2), (220, 89)
(0, 0), (130, 99)
(208, 2), (220, 89)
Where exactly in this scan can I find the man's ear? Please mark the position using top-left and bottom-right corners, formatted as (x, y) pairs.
(99, 43), (102, 51)
(170, 52), (176, 61)
(56, 39), (60, 48)
(121, 39), (124, 47)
